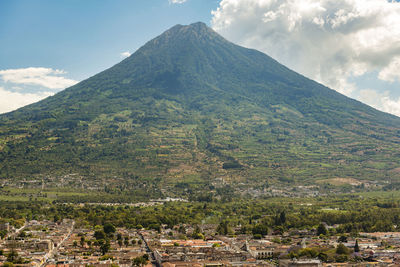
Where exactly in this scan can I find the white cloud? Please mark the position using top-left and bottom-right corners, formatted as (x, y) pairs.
(0, 87), (54, 114)
(0, 67), (78, 90)
(169, 0), (187, 4)
(211, 0), (400, 97)
(358, 89), (400, 117)
(120, 51), (131, 58)
(378, 57), (400, 83)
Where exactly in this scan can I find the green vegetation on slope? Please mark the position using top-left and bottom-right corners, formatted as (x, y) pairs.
(1, 22), (400, 194)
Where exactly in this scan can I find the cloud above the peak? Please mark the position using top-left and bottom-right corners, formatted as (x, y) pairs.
(0, 67), (78, 90)
(211, 0), (400, 114)
(0, 87), (54, 114)
(120, 51), (131, 58)
(169, 0), (187, 4)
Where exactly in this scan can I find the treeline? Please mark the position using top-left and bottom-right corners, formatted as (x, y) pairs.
(1, 196), (400, 236)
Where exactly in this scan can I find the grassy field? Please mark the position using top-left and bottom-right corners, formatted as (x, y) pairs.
(0, 187), (92, 202)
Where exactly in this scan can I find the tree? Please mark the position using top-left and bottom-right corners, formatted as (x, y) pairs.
(178, 225), (186, 234)
(0, 230), (7, 239)
(338, 235), (347, 242)
(191, 225), (204, 239)
(80, 236), (85, 247)
(318, 252), (328, 262)
(133, 255), (148, 266)
(272, 237), (281, 244)
(335, 254), (348, 262)
(336, 243), (349, 255)
(216, 221), (229, 235)
(280, 211), (286, 225)
(73, 241), (78, 248)
(53, 214), (60, 223)
(273, 225), (284, 235)
(317, 223), (327, 236)
(124, 238), (129, 247)
(253, 234), (262, 239)
(18, 231), (26, 238)
(275, 211), (286, 225)
(252, 224), (268, 236)
(100, 240), (111, 255)
(354, 239), (360, 252)
(94, 230), (106, 240)
(298, 248), (318, 258)
(103, 223), (116, 235)
(118, 239), (123, 248)
(193, 225), (201, 235)
(7, 250), (19, 263)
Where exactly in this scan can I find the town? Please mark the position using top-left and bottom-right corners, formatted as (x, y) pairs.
(2, 218), (400, 266)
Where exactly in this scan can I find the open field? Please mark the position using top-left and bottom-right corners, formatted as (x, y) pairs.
(0, 187), (94, 202)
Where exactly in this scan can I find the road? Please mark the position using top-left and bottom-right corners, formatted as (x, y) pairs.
(138, 231), (160, 267)
(40, 220), (75, 267)
(6, 221), (28, 240)
(0, 222), (28, 247)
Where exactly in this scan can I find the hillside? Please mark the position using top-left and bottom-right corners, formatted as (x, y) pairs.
(1, 22), (400, 197)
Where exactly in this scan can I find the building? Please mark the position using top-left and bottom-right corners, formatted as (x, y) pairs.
(245, 240), (275, 259)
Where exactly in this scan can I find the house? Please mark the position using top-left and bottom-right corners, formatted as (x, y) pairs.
(280, 259), (322, 267)
(245, 240), (275, 259)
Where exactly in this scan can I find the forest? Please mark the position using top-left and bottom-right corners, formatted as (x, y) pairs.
(1, 193), (400, 237)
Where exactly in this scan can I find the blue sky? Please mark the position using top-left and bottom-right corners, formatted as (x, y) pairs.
(1, 0), (400, 116)
(0, 0), (218, 81)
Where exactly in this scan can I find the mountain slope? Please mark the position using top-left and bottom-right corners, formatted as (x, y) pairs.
(1, 22), (400, 195)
